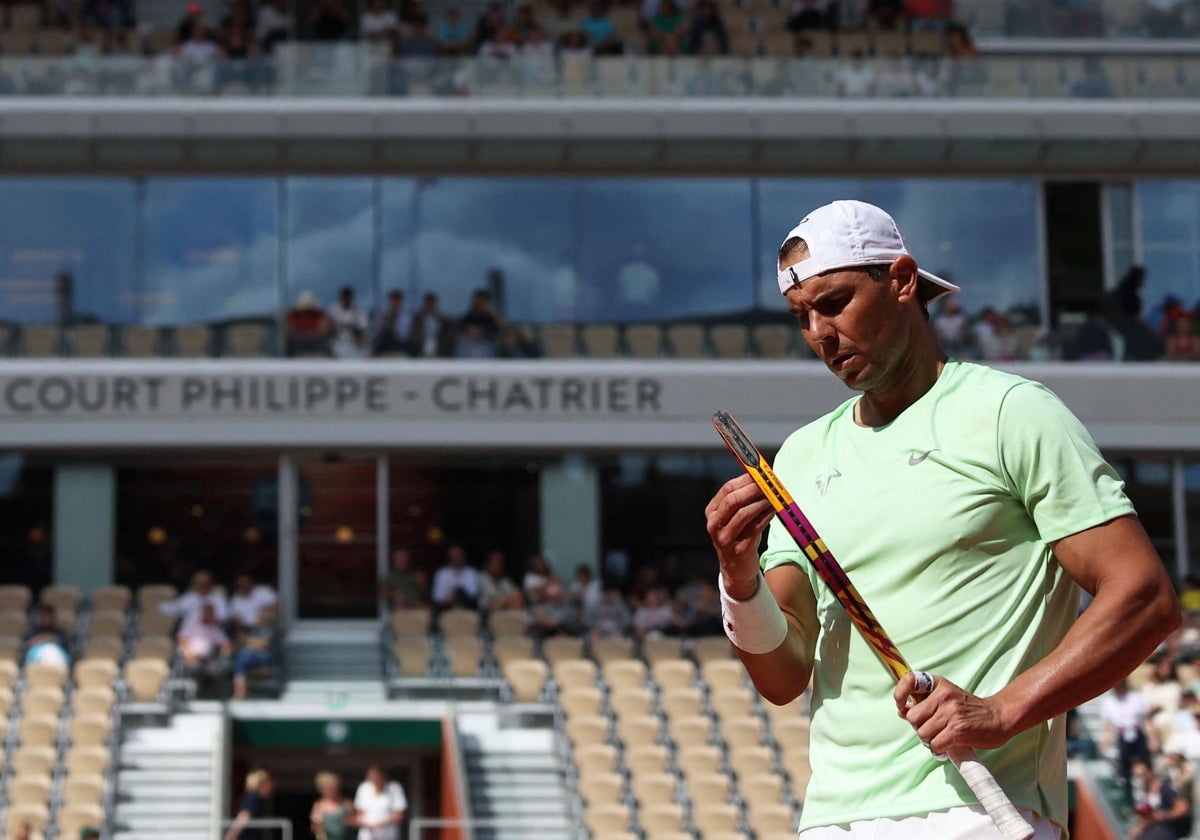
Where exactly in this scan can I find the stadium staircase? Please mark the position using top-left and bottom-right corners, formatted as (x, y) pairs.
(281, 620), (387, 703)
(111, 704), (227, 840)
(458, 710), (575, 840)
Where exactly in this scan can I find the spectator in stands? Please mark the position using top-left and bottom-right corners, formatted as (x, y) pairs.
(354, 763), (407, 840)
(786, 0), (831, 32)
(631, 587), (683, 638)
(868, 0), (904, 29)
(583, 581), (632, 639)
(21, 604), (70, 666)
(178, 19), (221, 70)
(431, 543), (480, 611)
(1165, 315), (1199, 362)
(944, 21), (976, 58)
(1144, 0), (1187, 37)
(226, 768), (274, 840)
(231, 608), (276, 700)
(160, 569), (229, 623)
(646, 0), (686, 54)
(678, 578), (722, 636)
(931, 296), (967, 355)
(686, 0), (727, 54)
(327, 286), (370, 358)
(580, 0), (622, 54)
(255, 0), (292, 52)
(569, 564), (602, 616)
(1065, 303), (1114, 361)
(1101, 677), (1156, 803)
(479, 550), (525, 612)
(411, 292), (453, 357)
(309, 0), (350, 40)
(286, 291), (333, 356)
(904, 0), (950, 31)
(360, 0), (400, 42)
(1131, 758), (1192, 840)
(530, 577), (576, 636)
(437, 7), (472, 54)
(371, 290), (413, 356)
(179, 602), (233, 698)
(311, 771), (353, 840)
(522, 553), (554, 605)
(473, 2), (506, 50)
(177, 1), (204, 44)
(975, 307), (1019, 361)
(382, 548), (427, 609)
(458, 288), (504, 345)
(1144, 658), (1185, 733)
(218, 21), (261, 92)
(832, 49), (876, 96)
(1069, 55), (1115, 98)
(495, 324), (540, 358)
(228, 572), (278, 631)
(399, 14), (440, 56)
(1051, 0), (1103, 38)
(1105, 266), (1164, 361)
(454, 323), (495, 359)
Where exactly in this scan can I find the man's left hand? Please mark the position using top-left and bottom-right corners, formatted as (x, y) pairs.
(893, 672), (1013, 755)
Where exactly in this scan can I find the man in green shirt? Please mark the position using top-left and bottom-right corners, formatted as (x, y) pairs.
(704, 200), (1179, 838)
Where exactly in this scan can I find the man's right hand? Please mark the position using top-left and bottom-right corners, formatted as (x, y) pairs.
(705, 473), (775, 600)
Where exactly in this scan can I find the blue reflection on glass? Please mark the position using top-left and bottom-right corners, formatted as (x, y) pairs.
(576, 178), (754, 323)
(285, 177), (376, 313)
(142, 178), (279, 324)
(403, 177), (576, 323)
(1138, 180), (1200, 331)
(0, 178), (137, 325)
(757, 179), (1042, 325)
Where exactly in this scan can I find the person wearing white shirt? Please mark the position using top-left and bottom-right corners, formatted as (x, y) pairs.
(430, 545), (480, 609)
(327, 286), (370, 358)
(1100, 678), (1155, 801)
(359, 0), (400, 41)
(228, 573), (279, 629)
(354, 764), (407, 840)
(159, 570), (229, 623)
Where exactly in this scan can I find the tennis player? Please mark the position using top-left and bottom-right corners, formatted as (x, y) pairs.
(704, 200), (1180, 839)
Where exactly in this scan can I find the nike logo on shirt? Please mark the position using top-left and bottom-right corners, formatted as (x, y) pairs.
(908, 449), (938, 466)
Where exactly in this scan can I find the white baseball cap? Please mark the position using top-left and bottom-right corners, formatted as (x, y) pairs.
(777, 200), (960, 303)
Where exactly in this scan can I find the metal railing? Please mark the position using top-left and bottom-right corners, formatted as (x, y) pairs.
(407, 817), (577, 840)
(3, 47), (1200, 99)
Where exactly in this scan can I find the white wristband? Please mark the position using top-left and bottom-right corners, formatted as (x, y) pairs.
(718, 572), (788, 654)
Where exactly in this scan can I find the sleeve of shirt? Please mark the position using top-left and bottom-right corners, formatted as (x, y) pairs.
(996, 381), (1135, 545)
(389, 782), (408, 811)
(353, 783), (366, 810)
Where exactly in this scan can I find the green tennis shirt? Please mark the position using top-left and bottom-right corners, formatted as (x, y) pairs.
(760, 359), (1134, 832)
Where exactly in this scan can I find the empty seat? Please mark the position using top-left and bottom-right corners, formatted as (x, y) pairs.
(487, 609), (528, 638)
(391, 607), (432, 637)
(749, 803), (797, 836)
(18, 713), (61, 748)
(503, 658), (548, 702)
(666, 324), (706, 359)
(393, 637), (432, 675)
(173, 324), (212, 357)
(629, 771), (676, 806)
(82, 636), (124, 663)
(11, 745), (58, 776)
(9, 772), (53, 806)
(123, 657), (169, 702)
(553, 657), (598, 689)
(701, 660), (748, 691)
(624, 324), (664, 358)
(579, 770), (625, 807)
(651, 658), (696, 691)
(0, 609), (29, 636)
(609, 686), (654, 719)
(0, 636), (20, 663)
(753, 324), (794, 358)
(438, 608), (480, 637)
(581, 324), (621, 358)
(560, 686), (604, 719)
(64, 745), (111, 777)
(684, 770), (731, 803)
(781, 747), (812, 790)
(762, 694), (807, 724)
(74, 685), (117, 716)
(0, 584), (32, 611)
(660, 687), (706, 719)
(137, 611), (178, 637)
(676, 744), (723, 778)
(22, 325), (62, 357)
(771, 715), (811, 748)
(120, 325), (161, 358)
(0, 684), (14, 714)
(71, 324), (111, 357)
(132, 635), (175, 663)
(721, 714), (765, 746)
(625, 743), (670, 777)
(69, 712), (113, 748)
(23, 686), (65, 717)
(492, 635), (535, 668)
(639, 802), (686, 835)
(641, 636), (684, 664)
(89, 585), (132, 613)
(584, 802), (631, 836)
(539, 324), (578, 358)
(727, 744), (775, 778)
(541, 635), (585, 665)
(710, 324), (751, 359)
(443, 636), (483, 676)
(591, 635), (634, 664)
(24, 660), (69, 690)
(574, 742), (619, 776)
(136, 584), (179, 613)
(224, 322), (269, 357)
(666, 713), (713, 747)
(565, 714), (609, 748)
(739, 771), (785, 809)
(692, 636), (735, 663)
(58, 801), (106, 837)
(602, 658), (646, 691)
(694, 802), (742, 835)
(4, 801), (50, 834)
(615, 713), (660, 748)
(61, 772), (106, 807)
(712, 689), (756, 722)
(87, 609), (128, 641)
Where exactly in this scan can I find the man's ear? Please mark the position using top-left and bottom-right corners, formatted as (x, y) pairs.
(890, 255), (920, 303)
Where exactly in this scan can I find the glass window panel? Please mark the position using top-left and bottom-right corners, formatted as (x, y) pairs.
(115, 459), (280, 592)
(576, 178), (755, 323)
(756, 179), (1043, 326)
(1187, 460), (1200, 580)
(0, 455), (53, 591)
(379, 177), (417, 299)
(0, 178), (137, 325)
(141, 178), (279, 325)
(1137, 180), (1200, 330)
(406, 177), (577, 324)
(1111, 456), (1176, 577)
(285, 177), (377, 314)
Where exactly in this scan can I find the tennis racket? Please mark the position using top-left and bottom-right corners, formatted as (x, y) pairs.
(712, 410), (1034, 840)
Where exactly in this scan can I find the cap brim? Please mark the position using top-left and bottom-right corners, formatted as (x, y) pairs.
(917, 269), (959, 303)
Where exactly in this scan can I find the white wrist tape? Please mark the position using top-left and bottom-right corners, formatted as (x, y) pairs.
(719, 572), (788, 654)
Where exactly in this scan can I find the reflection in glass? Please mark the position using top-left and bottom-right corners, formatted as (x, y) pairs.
(756, 179), (1042, 326)
(141, 178), (279, 324)
(285, 177), (377, 315)
(1138, 180), (1200, 331)
(115, 459), (280, 592)
(0, 179), (137, 325)
(1111, 456), (1176, 578)
(577, 178), (755, 323)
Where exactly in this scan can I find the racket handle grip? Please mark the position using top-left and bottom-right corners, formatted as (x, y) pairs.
(949, 748), (1035, 840)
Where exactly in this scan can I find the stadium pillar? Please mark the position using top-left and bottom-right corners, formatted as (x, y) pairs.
(52, 463), (115, 592)
(539, 455), (600, 582)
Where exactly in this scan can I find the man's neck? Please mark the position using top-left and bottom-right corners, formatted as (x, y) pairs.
(856, 337), (947, 428)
